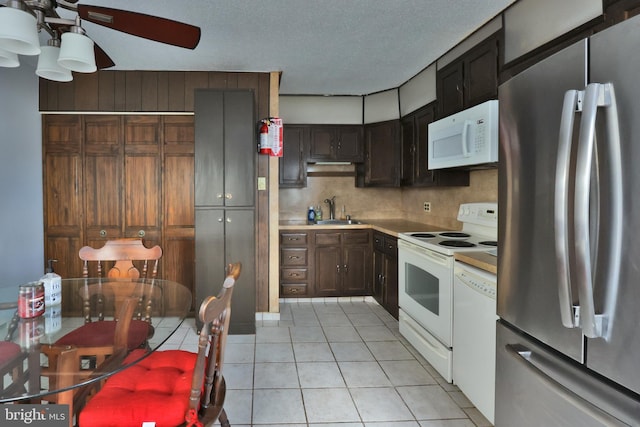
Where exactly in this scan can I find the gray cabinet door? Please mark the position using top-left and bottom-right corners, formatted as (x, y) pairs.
(194, 89), (256, 334)
(194, 90), (255, 208)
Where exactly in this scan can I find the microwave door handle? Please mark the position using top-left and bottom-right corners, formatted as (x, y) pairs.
(461, 120), (472, 157)
(555, 89), (580, 329)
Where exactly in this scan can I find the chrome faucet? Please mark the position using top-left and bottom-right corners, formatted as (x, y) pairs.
(324, 196), (336, 220)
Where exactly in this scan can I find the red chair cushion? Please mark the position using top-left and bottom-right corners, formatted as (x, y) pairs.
(55, 320), (150, 350)
(0, 342), (22, 368)
(79, 349), (197, 427)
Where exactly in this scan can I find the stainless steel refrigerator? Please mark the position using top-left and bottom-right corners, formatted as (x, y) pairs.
(497, 14), (640, 426)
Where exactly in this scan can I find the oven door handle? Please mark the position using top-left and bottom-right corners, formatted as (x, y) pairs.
(399, 241), (450, 266)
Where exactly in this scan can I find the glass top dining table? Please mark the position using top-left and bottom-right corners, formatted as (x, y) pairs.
(0, 277), (192, 405)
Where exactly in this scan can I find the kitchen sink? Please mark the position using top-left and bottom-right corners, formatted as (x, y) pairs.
(314, 219), (363, 225)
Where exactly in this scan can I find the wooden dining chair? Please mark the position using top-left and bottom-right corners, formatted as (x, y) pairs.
(79, 238), (162, 280)
(41, 284), (152, 400)
(0, 302), (30, 400)
(78, 263), (241, 427)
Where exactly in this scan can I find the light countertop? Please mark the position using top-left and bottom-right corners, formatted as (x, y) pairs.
(279, 218), (448, 237)
(454, 251), (497, 275)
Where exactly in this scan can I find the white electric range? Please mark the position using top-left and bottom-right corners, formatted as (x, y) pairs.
(397, 202), (497, 382)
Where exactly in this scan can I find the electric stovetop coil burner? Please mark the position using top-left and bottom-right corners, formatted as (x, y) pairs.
(398, 202), (498, 255)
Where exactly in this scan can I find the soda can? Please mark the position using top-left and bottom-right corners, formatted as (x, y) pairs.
(18, 281), (45, 319)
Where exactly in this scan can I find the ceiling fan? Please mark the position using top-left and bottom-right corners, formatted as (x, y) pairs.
(1, 0), (201, 69)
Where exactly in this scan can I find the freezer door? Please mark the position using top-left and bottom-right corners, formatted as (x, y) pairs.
(586, 13), (640, 396)
(495, 322), (640, 427)
(498, 40), (586, 362)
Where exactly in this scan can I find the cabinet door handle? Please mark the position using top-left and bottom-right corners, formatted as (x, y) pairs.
(225, 193), (232, 199)
(336, 265), (340, 273)
(217, 193), (224, 199)
(138, 230), (145, 237)
(343, 264), (348, 274)
(218, 218), (224, 223)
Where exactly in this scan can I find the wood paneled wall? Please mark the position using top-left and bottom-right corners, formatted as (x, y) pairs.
(40, 70), (273, 312)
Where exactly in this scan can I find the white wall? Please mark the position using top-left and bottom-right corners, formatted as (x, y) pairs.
(399, 64), (436, 116)
(363, 89), (400, 124)
(504, 0), (602, 63)
(279, 96), (362, 124)
(0, 66), (44, 288)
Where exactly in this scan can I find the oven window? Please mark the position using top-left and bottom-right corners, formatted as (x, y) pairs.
(405, 263), (439, 315)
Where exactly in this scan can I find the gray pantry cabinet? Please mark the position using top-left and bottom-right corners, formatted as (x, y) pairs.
(194, 89), (256, 334)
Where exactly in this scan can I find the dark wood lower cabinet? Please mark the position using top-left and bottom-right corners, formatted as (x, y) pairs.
(372, 231), (398, 318)
(279, 229), (372, 298)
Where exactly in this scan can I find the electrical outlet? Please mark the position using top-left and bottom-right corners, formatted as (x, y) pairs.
(423, 202), (431, 212)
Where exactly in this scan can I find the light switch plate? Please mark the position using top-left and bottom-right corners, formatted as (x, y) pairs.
(257, 176), (266, 190)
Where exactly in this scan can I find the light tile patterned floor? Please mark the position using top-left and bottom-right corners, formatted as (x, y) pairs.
(159, 300), (492, 427)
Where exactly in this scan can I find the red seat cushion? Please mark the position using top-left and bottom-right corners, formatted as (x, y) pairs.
(55, 320), (150, 350)
(0, 342), (22, 368)
(79, 349), (197, 427)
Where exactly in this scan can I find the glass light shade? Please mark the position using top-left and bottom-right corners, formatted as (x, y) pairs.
(0, 47), (19, 67)
(58, 32), (96, 73)
(0, 6), (41, 55)
(36, 45), (72, 82)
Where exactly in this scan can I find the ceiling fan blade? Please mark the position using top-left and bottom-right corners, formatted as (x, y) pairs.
(94, 42), (115, 69)
(77, 5), (201, 49)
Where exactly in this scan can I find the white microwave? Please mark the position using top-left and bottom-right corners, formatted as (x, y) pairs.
(428, 100), (498, 170)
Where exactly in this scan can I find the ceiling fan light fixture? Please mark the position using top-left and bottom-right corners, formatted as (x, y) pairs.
(0, 3), (41, 56)
(36, 44), (73, 82)
(0, 47), (20, 68)
(58, 30), (96, 73)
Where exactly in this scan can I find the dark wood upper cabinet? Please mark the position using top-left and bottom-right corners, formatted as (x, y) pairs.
(308, 125), (363, 162)
(437, 32), (501, 118)
(357, 120), (400, 187)
(437, 61), (465, 119)
(279, 125), (308, 188)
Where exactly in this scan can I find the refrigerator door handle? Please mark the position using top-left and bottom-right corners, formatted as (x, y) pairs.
(574, 83), (622, 339)
(506, 344), (629, 426)
(555, 89), (580, 328)
(597, 82), (623, 341)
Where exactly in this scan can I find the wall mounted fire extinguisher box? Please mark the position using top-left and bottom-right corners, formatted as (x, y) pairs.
(258, 117), (283, 157)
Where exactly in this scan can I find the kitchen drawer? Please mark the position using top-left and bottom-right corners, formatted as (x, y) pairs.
(281, 268), (308, 282)
(280, 283), (308, 296)
(315, 232), (341, 246)
(383, 235), (397, 256)
(373, 232), (385, 252)
(343, 230), (370, 245)
(281, 248), (308, 266)
(280, 232), (308, 246)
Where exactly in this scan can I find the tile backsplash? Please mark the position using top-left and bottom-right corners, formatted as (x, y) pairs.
(279, 168), (497, 229)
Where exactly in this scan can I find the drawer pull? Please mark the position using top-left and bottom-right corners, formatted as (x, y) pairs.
(288, 237), (299, 241)
(288, 272), (300, 277)
(288, 255), (300, 260)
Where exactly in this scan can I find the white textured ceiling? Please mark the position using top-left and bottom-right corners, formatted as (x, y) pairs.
(54, 0), (517, 95)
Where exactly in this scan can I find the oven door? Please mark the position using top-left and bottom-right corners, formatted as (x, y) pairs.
(398, 239), (453, 347)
